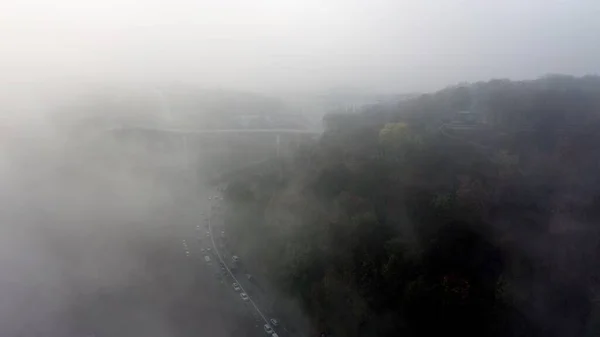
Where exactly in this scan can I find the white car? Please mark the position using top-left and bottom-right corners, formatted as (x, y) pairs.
(263, 324), (274, 334)
(240, 292), (249, 301)
(270, 318), (279, 327)
(232, 255), (240, 263)
(232, 282), (241, 291)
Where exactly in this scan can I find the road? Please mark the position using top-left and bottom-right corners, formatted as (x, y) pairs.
(194, 191), (290, 337)
(92, 110), (302, 335)
(202, 190), (300, 337)
(173, 196), (265, 337)
(214, 224), (297, 336)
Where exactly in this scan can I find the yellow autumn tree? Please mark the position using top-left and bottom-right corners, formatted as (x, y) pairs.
(379, 122), (409, 147)
(379, 122), (422, 159)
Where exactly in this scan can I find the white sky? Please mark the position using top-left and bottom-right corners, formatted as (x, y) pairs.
(1, 0), (599, 93)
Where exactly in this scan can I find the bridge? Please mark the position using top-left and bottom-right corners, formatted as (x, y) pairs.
(107, 125), (321, 135)
(106, 125), (321, 182)
(107, 125), (320, 161)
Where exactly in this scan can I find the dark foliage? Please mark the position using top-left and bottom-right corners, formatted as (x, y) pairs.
(224, 75), (600, 337)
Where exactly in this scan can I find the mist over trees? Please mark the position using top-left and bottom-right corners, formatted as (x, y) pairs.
(3, 75), (600, 337)
(222, 75), (600, 337)
(3, 0), (600, 335)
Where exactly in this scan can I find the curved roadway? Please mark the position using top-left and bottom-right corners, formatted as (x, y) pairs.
(206, 196), (279, 335)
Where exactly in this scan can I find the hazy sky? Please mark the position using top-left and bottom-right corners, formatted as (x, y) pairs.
(1, 0), (599, 93)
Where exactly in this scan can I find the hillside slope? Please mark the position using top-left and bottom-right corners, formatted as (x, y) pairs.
(223, 75), (600, 337)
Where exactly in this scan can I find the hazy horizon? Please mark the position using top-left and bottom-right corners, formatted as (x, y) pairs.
(2, 2), (600, 336)
(2, 0), (599, 94)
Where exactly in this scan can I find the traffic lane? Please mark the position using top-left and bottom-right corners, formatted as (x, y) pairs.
(219, 246), (284, 334)
(208, 216), (273, 308)
(169, 201), (264, 337)
(206, 192), (286, 330)
(208, 192), (301, 336)
(218, 242), (297, 336)
(167, 217), (241, 329)
(205, 207), (279, 336)
(206, 220), (288, 337)
(189, 224), (251, 308)
(208, 199), (294, 336)
(186, 234), (271, 337)
(185, 248), (262, 337)
(204, 248), (269, 337)
(192, 222), (266, 335)
(204, 201), (268, 294)
(173, 239), (262, 337)
(197, 221), (258, 308)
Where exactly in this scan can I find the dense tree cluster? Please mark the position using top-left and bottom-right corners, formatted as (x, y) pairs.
(222, 75), (600, 337)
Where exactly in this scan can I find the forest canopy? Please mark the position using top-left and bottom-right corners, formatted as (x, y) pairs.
(223, 75), (600, 337)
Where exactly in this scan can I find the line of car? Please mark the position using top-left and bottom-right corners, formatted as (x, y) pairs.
(206, 193), (282, 337)
(182, 240), (190, 257)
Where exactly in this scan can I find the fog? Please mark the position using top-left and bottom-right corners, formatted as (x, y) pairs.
(0, 124), (231, 336)
(2, 0), (600, 92)
(2, 1), (600, 337)
(0, 84), (305, 336)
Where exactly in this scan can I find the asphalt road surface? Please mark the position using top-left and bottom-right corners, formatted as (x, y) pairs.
(203, 191), (294, 337)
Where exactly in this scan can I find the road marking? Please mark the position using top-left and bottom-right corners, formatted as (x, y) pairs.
(207, 199), (276, 334)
